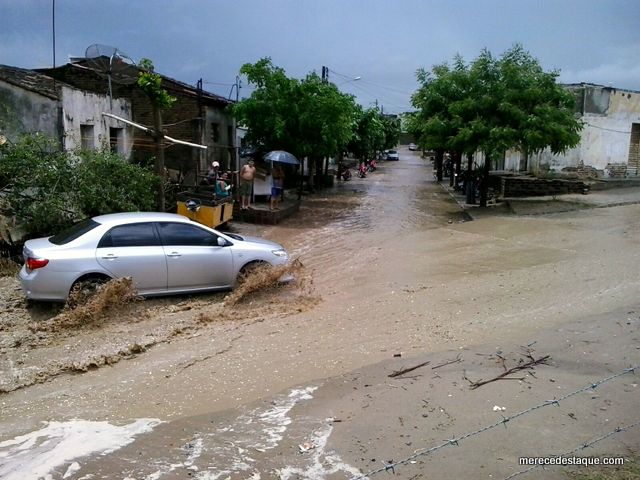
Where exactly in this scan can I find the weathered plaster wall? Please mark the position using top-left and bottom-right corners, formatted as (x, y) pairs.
(0, 81), (59, 141)
(504, 88), (640, 177)
(61, 86), (133, 158)
(204, 108), (235, 170)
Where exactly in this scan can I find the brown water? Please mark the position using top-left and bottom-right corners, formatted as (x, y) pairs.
(3, 147), (640, 479)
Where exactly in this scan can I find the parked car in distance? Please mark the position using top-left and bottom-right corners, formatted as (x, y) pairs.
(386, 149), (399, 161)
(408, 143), (418, 151)
(19, 212), (290, 302)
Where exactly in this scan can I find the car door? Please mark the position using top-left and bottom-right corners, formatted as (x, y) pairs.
(96, 222), (168, 293)
(157, 222), (234, 290)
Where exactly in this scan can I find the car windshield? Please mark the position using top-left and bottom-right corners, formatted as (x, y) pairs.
(49, 218), (100, 245)
(389, 150), (397, 154)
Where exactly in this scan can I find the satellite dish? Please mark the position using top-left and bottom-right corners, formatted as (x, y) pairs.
(84, 44), (138, 107)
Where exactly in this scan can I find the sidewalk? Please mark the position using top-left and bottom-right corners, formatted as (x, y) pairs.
(442, 183), (640, 218)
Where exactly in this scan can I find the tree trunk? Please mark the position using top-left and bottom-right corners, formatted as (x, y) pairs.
(307, 157), (315, 191)
(316, 157), (324, 187)
(465, 152), (475, 204)
(435, 150), (444, 182)
(479, 154), (491, 208)
(153, 105), (165, 212)
(454, 151), (462, 185)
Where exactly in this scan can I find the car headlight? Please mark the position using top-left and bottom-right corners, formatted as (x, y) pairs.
(271, 249), (288, 258)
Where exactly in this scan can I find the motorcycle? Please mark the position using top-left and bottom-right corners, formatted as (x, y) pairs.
(367, 159), (377, 172)
(357, 163), (367, 178)
(337, 164), (352, 181)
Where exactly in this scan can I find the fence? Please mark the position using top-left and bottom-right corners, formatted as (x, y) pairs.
(356, 366), (638, 479)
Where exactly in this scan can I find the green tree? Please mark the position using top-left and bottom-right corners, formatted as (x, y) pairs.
(412, 45), (582, 206)
(348, 106), (385, 162)
(232, 58), (358, 188)
(381, 115), (401, 151)
(137, 58), (176, 211)
(0, 134), (156, 240)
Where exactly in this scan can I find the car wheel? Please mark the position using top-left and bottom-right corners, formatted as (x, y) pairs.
(237, 261), (269, 285)
(67, 275), (110, 307)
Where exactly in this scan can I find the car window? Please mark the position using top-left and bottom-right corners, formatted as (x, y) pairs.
(388, 150), (397, 154)
(157, 222), (219, 247)
(50, 218), (99, 245)
(98, 223), (160, 248)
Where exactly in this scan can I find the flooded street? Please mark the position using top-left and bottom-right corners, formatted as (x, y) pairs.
(1, 147), (639, 479)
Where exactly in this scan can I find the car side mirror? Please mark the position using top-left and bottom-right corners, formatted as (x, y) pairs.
(217, 237), (228, 247)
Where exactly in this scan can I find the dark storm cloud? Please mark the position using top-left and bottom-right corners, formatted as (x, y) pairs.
(2, 0), (639, 113)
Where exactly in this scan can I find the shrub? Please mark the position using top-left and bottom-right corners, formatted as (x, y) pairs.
(0, 133), (157, 240)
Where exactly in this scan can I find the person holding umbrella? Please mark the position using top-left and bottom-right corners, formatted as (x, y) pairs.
(270, 164), (285, 211)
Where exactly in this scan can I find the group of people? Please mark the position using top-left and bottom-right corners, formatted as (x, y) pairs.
(206, 159), (285, 211)
(206, 161), (233, 201)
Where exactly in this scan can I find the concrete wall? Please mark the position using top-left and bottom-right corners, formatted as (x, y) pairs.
(504, 86), (640, 177)
(60, 86), (133, 157)
(0, 80), (60, 142)
(203, 108), (235, 171)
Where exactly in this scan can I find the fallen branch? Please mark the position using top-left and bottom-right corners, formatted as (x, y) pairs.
(432, 354), (462, 370)
(389, 360), (430, 378)
(466, 355), (550, 390)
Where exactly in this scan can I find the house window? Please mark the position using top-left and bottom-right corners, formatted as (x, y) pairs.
(80, 124), (94, 150)
(110, 127), (123, 154)
(211, 123), (220, 143)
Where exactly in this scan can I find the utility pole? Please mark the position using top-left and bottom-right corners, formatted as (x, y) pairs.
(321, 66), (328, 83)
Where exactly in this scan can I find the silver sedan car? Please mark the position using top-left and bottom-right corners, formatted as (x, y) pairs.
(19, 212), (290, 302)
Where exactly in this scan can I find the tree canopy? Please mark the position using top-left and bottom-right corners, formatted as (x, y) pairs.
(232, 58), (400, 164)
(232, 58), (358, 160)
(411, 44), (582, 205)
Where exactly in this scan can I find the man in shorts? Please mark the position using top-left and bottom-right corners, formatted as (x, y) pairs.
(270, 164), (285, 211)
(239, 159), (256, 210)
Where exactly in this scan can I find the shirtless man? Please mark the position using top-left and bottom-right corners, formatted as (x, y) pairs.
(239, 160), (256, 210)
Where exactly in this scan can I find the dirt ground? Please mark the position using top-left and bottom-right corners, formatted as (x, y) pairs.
(1, 148), (639, 480)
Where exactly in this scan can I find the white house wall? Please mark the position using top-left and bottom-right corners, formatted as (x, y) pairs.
(0, 80), (60, 141)
(504, 87), (640, 177)
(61, 86), (133, 158)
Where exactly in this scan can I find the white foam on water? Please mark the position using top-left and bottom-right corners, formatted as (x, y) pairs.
(255, 387), (317, 450)
(0, 418), (162, 480)
(276, 423), (362, 480)
(195, 386), (317, 479)
(146, 435), (204, 479)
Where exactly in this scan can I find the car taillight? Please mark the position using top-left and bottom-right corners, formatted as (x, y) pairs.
(26, 257), (49, 271)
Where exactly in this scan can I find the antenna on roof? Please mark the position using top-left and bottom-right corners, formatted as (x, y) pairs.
(83, 44), (137, 108)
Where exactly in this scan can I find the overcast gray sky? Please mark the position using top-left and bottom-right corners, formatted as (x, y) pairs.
(3, 0), (639, 114)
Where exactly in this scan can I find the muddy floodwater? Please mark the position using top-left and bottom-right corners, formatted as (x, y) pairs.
(1, 147), (639, 479)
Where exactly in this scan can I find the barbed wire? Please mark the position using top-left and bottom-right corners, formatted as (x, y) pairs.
(355, 365), (637, 479)
(504, 420), (640, 479)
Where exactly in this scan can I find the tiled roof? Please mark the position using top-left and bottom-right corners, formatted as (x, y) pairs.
(52, 59), (233, 106)
(0, 64), (61, 100)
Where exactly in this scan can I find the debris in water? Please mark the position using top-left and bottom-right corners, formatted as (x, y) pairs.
(298, 442), (315, 453)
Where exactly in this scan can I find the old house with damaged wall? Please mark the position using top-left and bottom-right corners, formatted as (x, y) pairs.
(39, 61), (236, 184)
(503, 84), (640, 178)
(0, 64), (133, 155)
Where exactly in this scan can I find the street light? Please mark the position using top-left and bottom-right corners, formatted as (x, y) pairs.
(337, 76), (361, 86)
